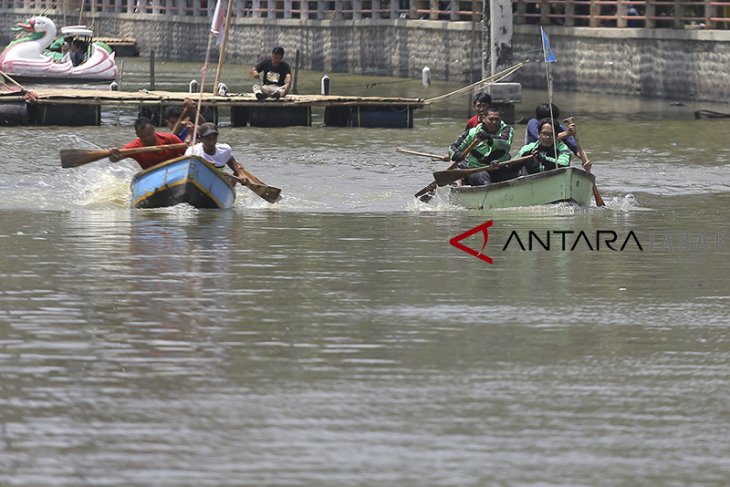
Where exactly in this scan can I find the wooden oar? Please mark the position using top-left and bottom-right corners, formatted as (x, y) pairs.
(413, 136), (483, 202)
(433, 154), (534, 187)
(60, 143), (188, 168)
(0, 69), (26, 90)
(230, 168), (281, 204)
(563, 117), (605, 207)
(396, 147), (449, 161)
(170, 105), (191, 135)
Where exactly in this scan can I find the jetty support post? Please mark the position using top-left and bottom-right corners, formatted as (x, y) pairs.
(149, 49), (155, 91)
(483, 0), (521, 124)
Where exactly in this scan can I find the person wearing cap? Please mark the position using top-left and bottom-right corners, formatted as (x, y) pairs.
(109, 116), (185, 170)
(185, 123), (246, 185)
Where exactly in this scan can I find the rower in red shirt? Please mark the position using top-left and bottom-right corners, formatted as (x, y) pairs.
(464, 92), (492, 131)
(109, 117), (186, 170)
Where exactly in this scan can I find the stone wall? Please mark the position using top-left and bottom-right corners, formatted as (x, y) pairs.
(513, 26), (730, 102)
(2, 11), (729, 101)
(0, 12), (480, 82)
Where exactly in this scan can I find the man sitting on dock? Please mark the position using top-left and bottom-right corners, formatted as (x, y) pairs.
(109, 117), (186, 170)
(249, 46), (292, 101)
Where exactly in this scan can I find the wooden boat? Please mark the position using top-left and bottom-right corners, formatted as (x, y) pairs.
(694, 109), (730, 119)
(131, 155), (236, 209)
(448, 167), (595, 210)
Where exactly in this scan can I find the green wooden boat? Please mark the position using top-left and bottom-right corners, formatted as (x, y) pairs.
(448, 167), (595, 210)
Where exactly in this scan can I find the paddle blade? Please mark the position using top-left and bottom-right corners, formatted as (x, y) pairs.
(432, 156), (533, 187)
(414, 181), (437, 202)
(231, 175), (281, 203)
(246, 182), (281, 203)
(60, 148), (112, 168)
(433, 169), (466, 187)
(592, 184), (606, 207)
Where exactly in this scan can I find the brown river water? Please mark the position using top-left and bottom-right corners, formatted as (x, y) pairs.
(1, 59), (729, 485)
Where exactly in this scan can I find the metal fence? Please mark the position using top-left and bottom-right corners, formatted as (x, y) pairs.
(0, 0), (483, 21)
(514, 0), (730, 29)
(3, 0), (729, 28)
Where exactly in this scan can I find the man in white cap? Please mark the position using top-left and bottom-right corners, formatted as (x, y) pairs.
(185, 123), (246, 184)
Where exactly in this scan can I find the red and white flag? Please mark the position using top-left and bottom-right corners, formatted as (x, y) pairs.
(210, 0), (226, 46)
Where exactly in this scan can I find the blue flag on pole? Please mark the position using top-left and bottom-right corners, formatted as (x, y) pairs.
(541, 26), (557, 63)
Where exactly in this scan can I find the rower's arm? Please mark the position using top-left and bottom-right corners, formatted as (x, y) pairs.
(227, 156), (246, 180)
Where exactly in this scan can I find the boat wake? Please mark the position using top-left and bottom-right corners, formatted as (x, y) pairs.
(603, 193), (640, 211)
(77, 169), (132, 208)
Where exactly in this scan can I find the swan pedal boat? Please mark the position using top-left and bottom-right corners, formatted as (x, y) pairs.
(448, 167), (596, 210)
(131, 156), (237, 210)
(0, 16), (118, 82)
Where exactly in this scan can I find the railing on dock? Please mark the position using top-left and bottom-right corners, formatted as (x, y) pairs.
(1, 0), (483, 22)
(514, 0), (730, 29)
(3, 0), (730, 28)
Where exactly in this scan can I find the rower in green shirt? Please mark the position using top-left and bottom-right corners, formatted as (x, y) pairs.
(448, 107), (515, 186)
(518, 118), (571, 173)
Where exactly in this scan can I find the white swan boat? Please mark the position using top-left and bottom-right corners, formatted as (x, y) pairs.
(0, 16), (118, 82)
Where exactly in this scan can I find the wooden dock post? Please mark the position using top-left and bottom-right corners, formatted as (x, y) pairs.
(38, 104), (101, 126)
(149, 50), (155, 91)
(248, 106), (311, 127)
(293, 49), (300, 95)
(324, 105), (414, 128)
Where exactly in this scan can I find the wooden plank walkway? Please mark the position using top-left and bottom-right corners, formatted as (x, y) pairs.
(94, 37), (140, 57)
(0, 88), (426, 127)
(0, 88), (425, 108)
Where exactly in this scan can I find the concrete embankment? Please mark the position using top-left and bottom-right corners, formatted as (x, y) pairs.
(2, 11), (728, 102)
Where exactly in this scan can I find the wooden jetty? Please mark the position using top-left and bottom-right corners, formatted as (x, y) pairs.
(94, 37), (140, 57)
(0, 87), (425, 128)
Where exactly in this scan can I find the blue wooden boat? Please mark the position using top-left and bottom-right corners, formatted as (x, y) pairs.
(130, 155), (236, 209)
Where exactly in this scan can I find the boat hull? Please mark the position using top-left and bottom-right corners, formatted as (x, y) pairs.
(130, 156), (236, 209)
(0, 44), (118, 82)
(448, 167), (595, 210)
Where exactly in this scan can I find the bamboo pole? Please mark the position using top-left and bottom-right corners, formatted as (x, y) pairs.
(213, 0), (235, 96)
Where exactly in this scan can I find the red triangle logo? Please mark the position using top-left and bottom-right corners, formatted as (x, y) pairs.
(450, 220), (494, 264)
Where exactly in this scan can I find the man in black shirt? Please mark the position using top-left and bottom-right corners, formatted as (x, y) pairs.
(249, 46), (292, 101)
